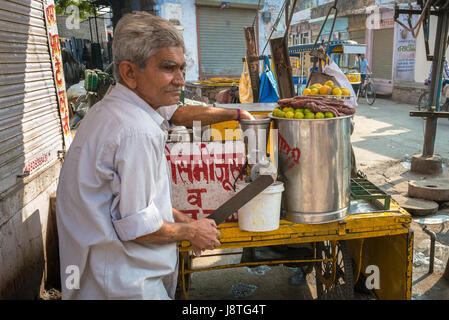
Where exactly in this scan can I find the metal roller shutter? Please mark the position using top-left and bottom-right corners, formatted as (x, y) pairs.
(0, 0), (64, 194)
(350, 30), (365, 45)
(372, 28), (394, 80)
(197, 6), (256, 77)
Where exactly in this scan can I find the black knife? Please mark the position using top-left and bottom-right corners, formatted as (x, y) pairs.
(207, 174), (275, 226)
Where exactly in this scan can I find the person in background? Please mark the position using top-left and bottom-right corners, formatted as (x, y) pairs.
(358, 53), (371, 90)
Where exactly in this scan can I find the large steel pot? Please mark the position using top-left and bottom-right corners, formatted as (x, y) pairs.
(270, 114), (352, 224)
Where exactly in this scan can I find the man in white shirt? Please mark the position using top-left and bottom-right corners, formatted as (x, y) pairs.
(56, 12), (254, 300)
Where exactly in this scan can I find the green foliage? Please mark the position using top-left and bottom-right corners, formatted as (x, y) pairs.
(55, 0), (95, 20)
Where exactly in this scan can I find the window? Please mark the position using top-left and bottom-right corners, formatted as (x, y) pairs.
(301, 32), (310, 44)
(339, 32), (349, 40)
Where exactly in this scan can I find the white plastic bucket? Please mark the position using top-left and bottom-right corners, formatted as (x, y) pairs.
(236, 181), (284, 232)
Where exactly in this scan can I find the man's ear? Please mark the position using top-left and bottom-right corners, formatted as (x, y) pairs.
(119, 61), (139, 89)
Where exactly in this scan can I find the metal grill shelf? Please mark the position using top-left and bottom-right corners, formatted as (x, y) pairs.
(350, 178), (391, 210)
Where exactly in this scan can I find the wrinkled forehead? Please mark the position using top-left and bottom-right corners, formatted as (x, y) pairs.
(153, 46), (186, 65)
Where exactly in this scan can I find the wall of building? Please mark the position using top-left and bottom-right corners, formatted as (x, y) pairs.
(257, 0), (286, 58)
(0, 161), (62, 299)
(414, 15), (448, 83)
(57, 14), (109, 44)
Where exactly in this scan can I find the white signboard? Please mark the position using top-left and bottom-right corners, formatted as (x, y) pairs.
(394, 7), (418, 82)
(165, 141), (246, 221)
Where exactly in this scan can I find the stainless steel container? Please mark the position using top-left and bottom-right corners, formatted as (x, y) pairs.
(239, 115), (271, 167)
(271, 114), (352, 224)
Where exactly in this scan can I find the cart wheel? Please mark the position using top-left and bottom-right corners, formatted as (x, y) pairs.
(175, 252), (192, 300)
(314, 240), (354, 300)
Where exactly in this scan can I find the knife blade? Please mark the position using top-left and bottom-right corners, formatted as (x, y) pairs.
(208, 174), (275, 226)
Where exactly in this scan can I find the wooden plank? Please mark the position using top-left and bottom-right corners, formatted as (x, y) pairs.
(244, 26), (259, 102)
(270, 37), (295, 99)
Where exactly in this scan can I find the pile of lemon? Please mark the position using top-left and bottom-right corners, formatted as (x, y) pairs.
(302, 81), (351, 96)
(272, 106), (334, 119)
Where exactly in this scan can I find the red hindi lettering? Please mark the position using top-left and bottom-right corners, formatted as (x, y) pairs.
(50, 33), (60, 56)
(46, 5), (57, 25)
(187, 188), (207, 208)
(192, 160), (209, 183)
(54, 55), (64, 87)
(176, 160), (194, 184)
(181, 209), (200, 220)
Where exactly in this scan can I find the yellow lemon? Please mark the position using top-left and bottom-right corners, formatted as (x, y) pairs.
(325, 80), (334, 87)
(313, 83), (322, 88)
(341, 88), (351, 96)
(332, 88), (342, 96)
(305, 113), (315, 119)
(285, 111), (294, 118)
(311, 88), (319, 95)
(302, 88), (312, 95)
(315, 112), (325, 119)
(294, 112), (304, 119)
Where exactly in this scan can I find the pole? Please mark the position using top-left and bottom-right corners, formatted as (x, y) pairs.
(88, 17), (93, 43)
(422, 10), (449, 157)
(94, 7), (100, 44)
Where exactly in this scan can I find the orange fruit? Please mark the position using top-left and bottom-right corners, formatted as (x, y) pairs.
(319, 85), (331, 95)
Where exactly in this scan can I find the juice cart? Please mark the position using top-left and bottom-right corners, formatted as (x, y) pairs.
(173, 104), (413, 300)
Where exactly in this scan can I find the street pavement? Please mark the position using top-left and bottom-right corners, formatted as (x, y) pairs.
(352, 97), (449, 169)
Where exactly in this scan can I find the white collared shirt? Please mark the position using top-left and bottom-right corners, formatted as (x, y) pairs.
(56, 83), (180, 300)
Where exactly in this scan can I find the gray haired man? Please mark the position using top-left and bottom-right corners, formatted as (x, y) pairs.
(56, 12), (253, 300)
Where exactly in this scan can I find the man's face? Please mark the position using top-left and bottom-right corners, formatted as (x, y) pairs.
(134, 46), (186, 108)
(361, 54), (366, 60)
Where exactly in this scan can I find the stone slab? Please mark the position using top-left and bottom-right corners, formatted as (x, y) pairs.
(408, 180), (449, 202)
(410, 154), (443, 175)
(393, 195), (439, 216)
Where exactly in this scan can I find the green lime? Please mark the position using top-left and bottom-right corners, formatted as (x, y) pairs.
(294, 112), (304, 119)
(305, 113), (315, 119)
(304, 108), (312, 114)
(315, 112), (325, 119)
(285, 111), (294, 118)
(325, 112), (335, 118)
(277, 111), (286, 118)
(283, 107), (293, 113)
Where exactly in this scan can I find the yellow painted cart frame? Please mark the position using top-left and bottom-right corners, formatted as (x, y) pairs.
(177, 109), (414, 300)
(178, 200), (413, 300)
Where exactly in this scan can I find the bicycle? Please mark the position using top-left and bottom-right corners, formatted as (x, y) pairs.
(356, 73), (376, 105)
(417, 79), (449, 112)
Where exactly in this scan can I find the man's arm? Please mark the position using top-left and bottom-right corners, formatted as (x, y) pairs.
(172, 207), (195, 223)
(135, 218), (220, 256)
(365, 60), (371, 74)
(170, 105), (255, 127)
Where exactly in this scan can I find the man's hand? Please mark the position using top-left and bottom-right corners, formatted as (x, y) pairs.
(189, 219), (221, 257)
(239, 109), (256, 121)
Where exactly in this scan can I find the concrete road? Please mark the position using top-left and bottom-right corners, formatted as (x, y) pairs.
(352, 98), (449, 168)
